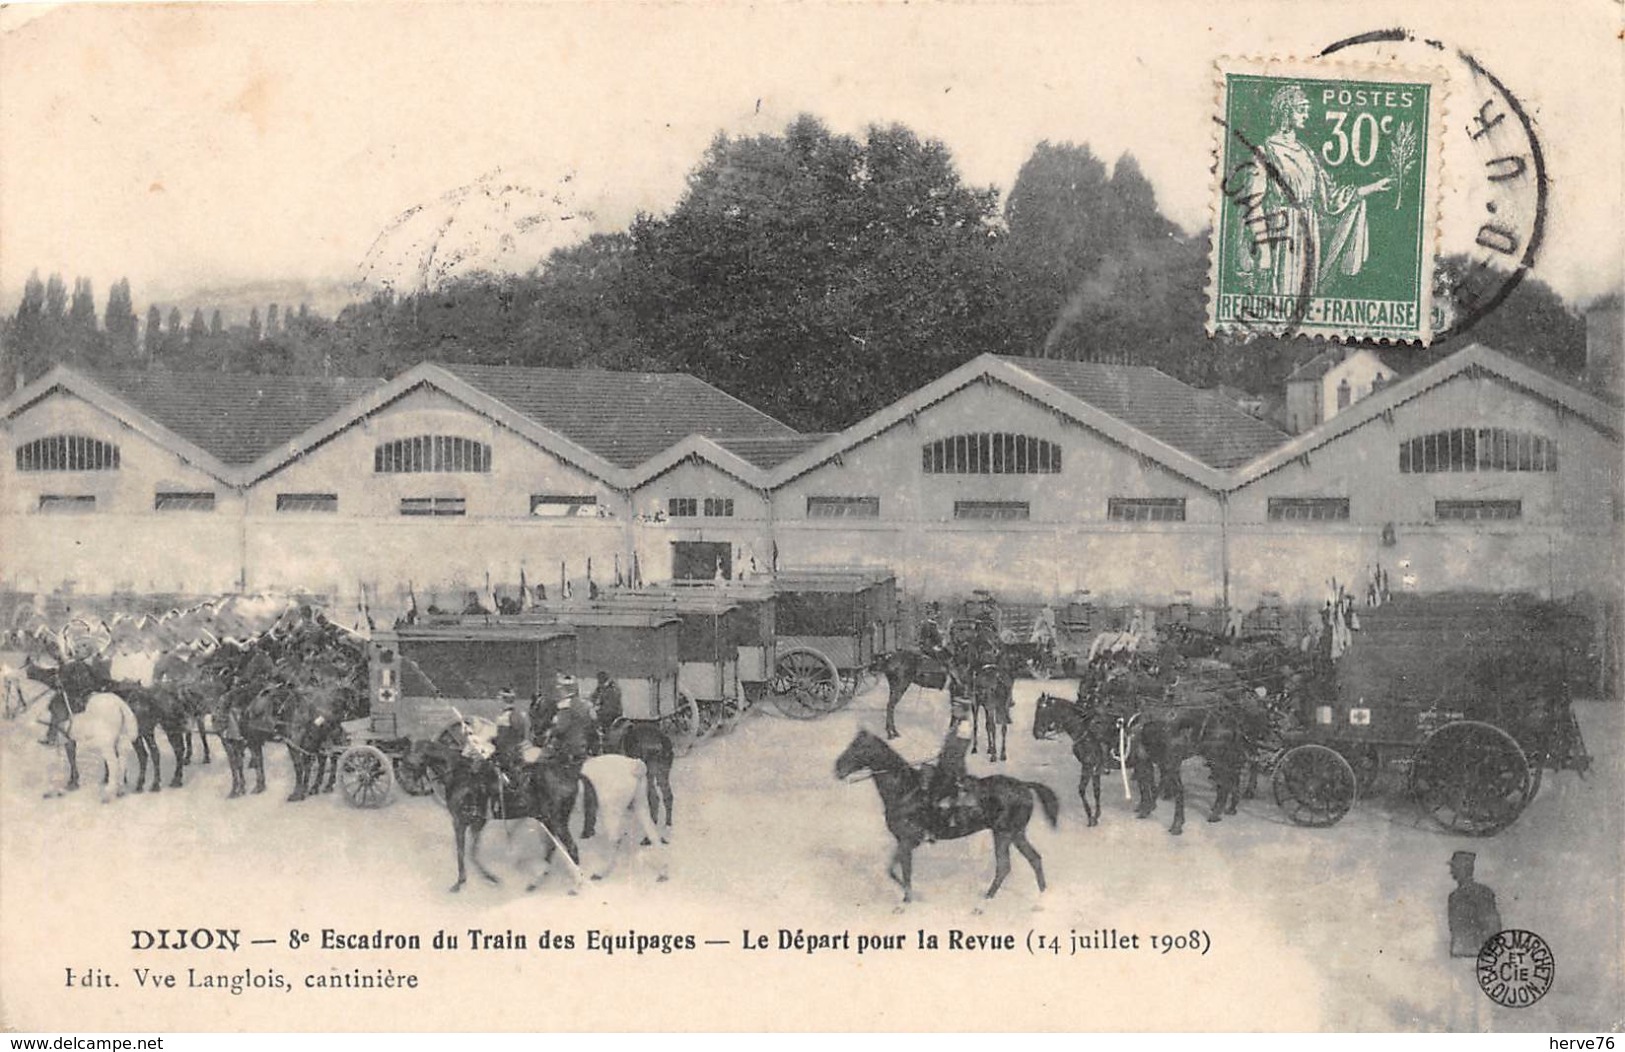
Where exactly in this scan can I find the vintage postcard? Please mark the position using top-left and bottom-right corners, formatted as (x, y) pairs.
(0, 0), (1619, 1036)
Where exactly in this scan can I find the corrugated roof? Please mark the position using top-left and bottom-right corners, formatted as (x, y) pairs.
(715, 434), (831, 469)
(997, 357), (1289, 469)
(441, 364), (801, 469)
(92, 371), (384, 465)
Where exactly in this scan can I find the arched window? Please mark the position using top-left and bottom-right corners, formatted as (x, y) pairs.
(15, 434), (121, 471)
(1399, 428), (1557, 474)
(374, 435), (491, 473)
(921, 433), (1061, 474)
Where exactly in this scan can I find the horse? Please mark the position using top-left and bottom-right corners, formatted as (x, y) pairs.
(1032, 692), (1107, 826)
(871, 649), (953, 740)
(211, 682), (279, 799)
(276, 676), (359, 803)
(1123, 702), (1254, 836)
(603, 722), (676, 832)
(833, 730), (1059, 903)
(411, 742), (665, 893)
(109, 649), (191, 793)
(153, 648), (220, 767)
(38, 691), (140, 803)
(969, 663), (1015, 762)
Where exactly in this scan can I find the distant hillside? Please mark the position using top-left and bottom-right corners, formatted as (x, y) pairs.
(139, 277), (361, 327)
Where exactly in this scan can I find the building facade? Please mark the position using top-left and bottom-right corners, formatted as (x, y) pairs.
(3, 344), (1618, 619)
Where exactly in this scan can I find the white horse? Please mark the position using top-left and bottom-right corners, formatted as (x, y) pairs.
(528, 754), (669, 892)
(42, 691), (140, 803)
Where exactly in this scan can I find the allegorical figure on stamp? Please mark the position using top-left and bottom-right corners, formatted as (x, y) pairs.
(1238, 83), (1393, 297)
(1447, 850), (1503, 958)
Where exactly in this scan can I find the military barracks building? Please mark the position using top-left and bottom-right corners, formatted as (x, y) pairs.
(2, 345), (1619, 618)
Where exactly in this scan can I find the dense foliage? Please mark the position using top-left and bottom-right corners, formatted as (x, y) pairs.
(0, 115), (1590, 432)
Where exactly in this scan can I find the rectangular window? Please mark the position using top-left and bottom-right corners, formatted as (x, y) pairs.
(703, 497), (735, 517)
(400, 497), (466, 517)
(1436, 499), (1522, 521)
(154, 491), (216, 512)
(530, 494), (596, 517)
(1107, 497), (1187, 522)
(954, 500), (1030, 521)
(276, 493), (338, 513)
(37, 494), (95, 513)
(807, 496), (880, 519)
(668, 498), (698, 517)
(1268, 497), (1351, 521)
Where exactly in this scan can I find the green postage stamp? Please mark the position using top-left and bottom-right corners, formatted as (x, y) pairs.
(1209, 58), (1447, 344)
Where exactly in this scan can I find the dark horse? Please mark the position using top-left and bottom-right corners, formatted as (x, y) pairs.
(969, 663), (1014, 762)
(277, 675), (361, 802)
(406, 741), (598, 893)
(1032, 692), (1107, 826)
(604, 722), (676, 834)
(1124, 703), (1254, 836)
(871, 649), (953, 740)
(123, 683), (192, 793)
(834, 730), (1059, 903)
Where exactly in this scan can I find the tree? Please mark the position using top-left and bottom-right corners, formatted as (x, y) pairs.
(189, 308), (207, 346)
(247, 307), (261, 342)
(618, 114), (1007, 429)
(210, 309), (223, 337)
(65, 277), (99, 362)
(7, 271), (49, 384)
(267, 304), (279, 337)
(103, 278), (138, 360)
(145, 305), (164, 361)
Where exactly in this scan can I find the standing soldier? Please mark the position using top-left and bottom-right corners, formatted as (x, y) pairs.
(589, 671), (623, 751)
(1447, 850), (1502, 957)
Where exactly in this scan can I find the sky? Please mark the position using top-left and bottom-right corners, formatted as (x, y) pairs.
(1, 1), (1620, 314)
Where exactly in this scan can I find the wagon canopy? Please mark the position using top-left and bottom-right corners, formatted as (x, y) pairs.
(382, 623), (578, 702)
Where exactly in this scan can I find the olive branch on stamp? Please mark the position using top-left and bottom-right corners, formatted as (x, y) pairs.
(1207, 58), (1448, 345)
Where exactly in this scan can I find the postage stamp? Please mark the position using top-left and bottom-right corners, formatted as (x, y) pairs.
(1208, 58), (1448, 344)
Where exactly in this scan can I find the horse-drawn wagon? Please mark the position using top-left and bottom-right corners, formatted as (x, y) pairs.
(1269, 593), (1593, 835)
(347, 621), (579, 806)
(768, 568), (897, 719)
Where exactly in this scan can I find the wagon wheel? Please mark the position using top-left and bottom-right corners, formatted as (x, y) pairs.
(337, 744), (393, 808)
(1272, 744), (1358, 827)
(1409, 720), (1532, 836)
(770, 647), (843, 719)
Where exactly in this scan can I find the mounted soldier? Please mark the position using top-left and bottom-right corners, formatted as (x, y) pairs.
(541, 673), (595, 775)
(490, 688), (533, 776)
(926, 707), (980, 837)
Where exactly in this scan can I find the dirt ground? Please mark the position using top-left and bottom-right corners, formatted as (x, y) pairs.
(1, 678), (1619, 1032)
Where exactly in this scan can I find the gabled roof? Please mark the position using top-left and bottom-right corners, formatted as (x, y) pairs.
(1231, 343), (1623, 489)
(769, 354), (1288, 490)
(715, 434), (831, 470)
(92, 370), (384, 466)
(439, 363), (800, 469)
(998, 357), (1288, 471)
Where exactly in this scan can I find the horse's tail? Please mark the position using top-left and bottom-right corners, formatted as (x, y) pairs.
(1025, 780), (1060, 828)
(580, 774), (599, 839)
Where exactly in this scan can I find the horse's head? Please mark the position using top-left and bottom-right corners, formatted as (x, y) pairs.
(834, 729), (894, 781)
(1032, 694), (1064, 739)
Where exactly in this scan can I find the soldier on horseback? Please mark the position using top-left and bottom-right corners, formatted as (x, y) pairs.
(491, 689), (532, 774)
(927, 710), (979, 836)
(541, 673), (595, 774)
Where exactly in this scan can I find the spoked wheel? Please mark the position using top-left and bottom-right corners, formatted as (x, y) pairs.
(1273, 744), (1358, 827)
(337, 744), (393, 808)
(1409, 720), (1532, 836)
(770, 648), (843, 719)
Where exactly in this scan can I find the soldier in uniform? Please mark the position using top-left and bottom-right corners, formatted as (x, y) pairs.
(541, 673), (595, 773)
(1447, 850), (1502, 957)
(490, 688), (532, 775)
(928, 709), (978, 835)
(589, 671), (623, 748)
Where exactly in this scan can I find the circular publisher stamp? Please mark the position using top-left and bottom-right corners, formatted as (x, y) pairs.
(1475, 929), (1555, 1008)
